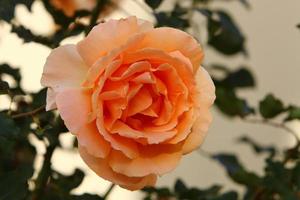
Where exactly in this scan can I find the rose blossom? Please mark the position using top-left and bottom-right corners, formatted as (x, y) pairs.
(50, 0), (120, 17)
(41, 16), (215, 190)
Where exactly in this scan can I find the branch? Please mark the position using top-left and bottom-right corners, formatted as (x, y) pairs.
(32, 144), (56, 200)
(103, 184), (115, 200)
(85, 0), (109, 35)
(11, 105), (45, 119)
(242, 118), (300, 143)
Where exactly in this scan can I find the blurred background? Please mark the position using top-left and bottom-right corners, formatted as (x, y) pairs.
(0, 0), (300, 199)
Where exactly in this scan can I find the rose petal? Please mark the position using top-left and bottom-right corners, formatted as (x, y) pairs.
(108, 144), (182, 177)
(41, 44), (88, 89)
(131, 72), (155, 84)
(193, 67), (216, 107)
(41, 45), (88, 110)
(167, 109), (195, 144)
(56, 88), (92, 134)
(182, 111), (212, 154)
(182, 67), (215, 154)
(141, 27), (203, 72)
(127, 87), (152, 117)
(77, 122), (111, 158)
(79, 145), (157, 190)
(96, 102), (139, 158)
(110, 61), (151, 81)
(111, 120), (177, 144)
(77, 16), (153, 66)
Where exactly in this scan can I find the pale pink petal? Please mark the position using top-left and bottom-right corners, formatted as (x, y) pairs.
(41, 44), (88, 89)
(77, 16), (153, 66)
(111, 120), (176, 144)
(194, 67), (216, 107)
(127, 87), (152, 117)
(108, 144), (182, 177)
(141, 27), (203, 72)
(131, 72), (155, 84)
(168, 109), (195, 144)
(55, 88), (92, 134)
(79, 145), (157, 191)
(110, 61), (151, 81)
(182, 67), (215, 154)
(77, 122), (111, 158)
(96, 102), (139, 158)
(169, 50), (193, 72)
(182, 111), (212, 154)
(99, 83), (129, 100)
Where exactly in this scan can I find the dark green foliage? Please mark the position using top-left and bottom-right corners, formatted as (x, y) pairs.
(0, 113), (20, 138)
(259, 94), (285, 119)
(142, 179), (238, 200)
(221, 68), (255, 88)
(215, 87), (254, 117)
(285, 106), (300, 121)
(0, 165), (33, 200)
(71, 193), (104, 200)
(0, 63), (24, 95)
(155, 4), (189, 29)
(0, 0), (34, 22)
(237, 136), (276, 157)
(212, 66), (255, 117)
(52, 169), (85, 192)
(213, 154), (261, 187)
(206, 10), (246, 55)
(211, 65), (255, 117)
(0, 81), (9, 94)
(145, 0), (163, 9)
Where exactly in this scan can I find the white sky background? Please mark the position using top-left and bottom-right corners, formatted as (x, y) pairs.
(0, 0), (300, 199)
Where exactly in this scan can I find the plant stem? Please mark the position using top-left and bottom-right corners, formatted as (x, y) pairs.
(103, 184), (115, 200)
(85, 0), (108, 35)
(11, 105), (46, 119)
(32, 144), (56, 200)
(242, 118), (300, 143)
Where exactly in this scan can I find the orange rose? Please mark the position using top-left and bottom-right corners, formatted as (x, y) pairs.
(50, 0), (119, 17)
(41, 16), (215, 190)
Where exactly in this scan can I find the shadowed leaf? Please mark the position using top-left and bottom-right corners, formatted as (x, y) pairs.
(259, 94), (285, 119)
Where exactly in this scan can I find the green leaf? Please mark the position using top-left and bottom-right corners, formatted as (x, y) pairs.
(259, 94), (285, 119)
(142, 187), (173, 198)
(222, 68), (255, 88)
(0, 63), (24, 95)
(292, 161), (300, 190)
(155, 4), (189, 29)
(179, 185), (223, 199)
(174, 179), (188, 195)
(213, 154), (261, 187)
(0, 113), (20, 139)
(0, 63), (21, 84)
(207, 10), (246, 55)
(0, 81), (9, 94)
(285, 106), (300, 121)
(31, 88), (47, 108)
(215, 87), (254, 117)
(52, 169), (85, 192)
(145, 0), (163, 9)
(263, 160), (298, 200)
(0, 0), (34, 22)
(0, 165), (33, 200)
(211, 191), (238, 200)
(71, 193), (104, 200)
(237, 136), (276, 157)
